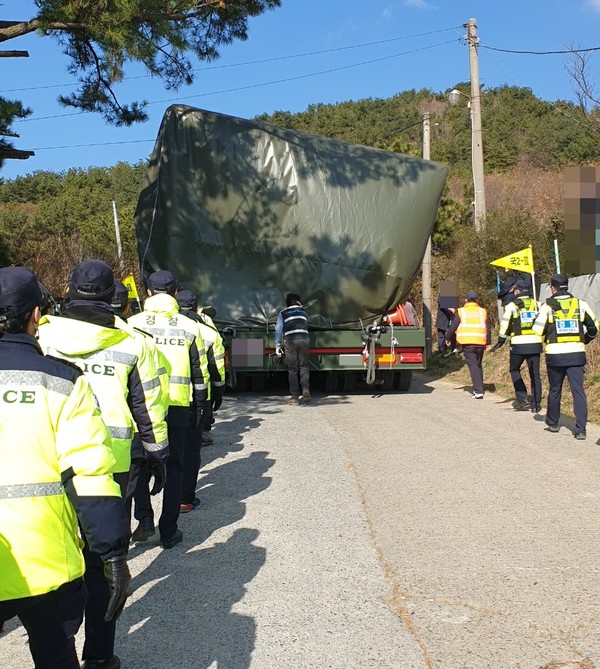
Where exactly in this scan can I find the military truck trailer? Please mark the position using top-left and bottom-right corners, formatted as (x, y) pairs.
(135, 105), (447, 392)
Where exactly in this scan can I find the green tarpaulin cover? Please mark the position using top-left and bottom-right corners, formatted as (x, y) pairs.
(136, 105), (447, 328)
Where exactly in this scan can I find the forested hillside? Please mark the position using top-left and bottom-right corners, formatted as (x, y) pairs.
(257, 85), (600, 173)
(0, 85), (592, 300)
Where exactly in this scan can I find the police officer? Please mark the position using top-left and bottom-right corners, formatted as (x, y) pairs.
(275, 293), (311, 404)
(177, 290), (224, 444)
(491, 278), (543, 412)
(111, 280), (171, 524)
(445, 291), (491, 399)
(175, 289), (223, 511)
(533, 273), (598, 439)
(37, 260), (168, 669)
(0, 267), (131, 669)
(38, 281), (56, 316)
(128, 270), (207, 547)
(171, 289), (211, 514)
(197, 303), (226, 444)
(110, 280), (130, 321)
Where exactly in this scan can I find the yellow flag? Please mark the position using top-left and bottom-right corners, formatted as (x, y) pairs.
(121, 274), (139, 300)
(490, 247), (534, 272)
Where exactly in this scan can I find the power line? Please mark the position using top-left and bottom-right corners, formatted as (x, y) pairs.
(479, 42), (600, 136)
(0, 25), (462, 94)
(373, 118), (424, 144)
(480, 43), (600, 56)
(17, 39), (458, 124)
(148, 40), (458, 107)
(30, 139), (155, 151)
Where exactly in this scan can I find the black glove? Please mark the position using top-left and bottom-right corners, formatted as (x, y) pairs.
(490, 340), (504, 353)
(103, 555), (131, 622)
(145, 460), (167, 496)
(212, 385), (224, 412)
(194, 402), (204, 428)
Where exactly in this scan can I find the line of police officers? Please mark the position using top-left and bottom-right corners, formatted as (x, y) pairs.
(0, 261), (225, 669)
(491, 273), (598, 439)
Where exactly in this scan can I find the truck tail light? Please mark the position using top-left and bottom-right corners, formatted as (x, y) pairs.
(399, 348), (423, 364)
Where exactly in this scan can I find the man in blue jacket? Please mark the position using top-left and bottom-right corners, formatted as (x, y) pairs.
(275, 293), (310, 404)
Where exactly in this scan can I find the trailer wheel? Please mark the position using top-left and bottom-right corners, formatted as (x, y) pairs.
(251, 374), (265, 392)
(226, 369), (237, 391)
(343, 372), (356, 393)
(231, 372), (249, 392)
(325, 372), (338, 393)
(380, 370), (394, 391)
(394, 370), (413, 392)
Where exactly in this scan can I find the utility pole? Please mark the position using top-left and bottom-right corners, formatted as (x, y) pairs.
(467, 18), (486, 232)
(112, 201), (125, 277)
(421, 113), (433, 360)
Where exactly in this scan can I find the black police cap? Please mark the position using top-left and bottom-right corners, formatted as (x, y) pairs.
(176, 289), (197, 311)
(111, 281), (129, 309)
(0, 267), (42, 321)
(202, 305), (216, 319)
(69, 259), (115, 303)
(551, 273), (569, 290)
(148, 270), (177, 294)
(514, 279), (531, 292)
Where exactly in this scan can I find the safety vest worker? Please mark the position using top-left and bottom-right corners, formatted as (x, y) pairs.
(532, 273), (598, 439)
(445, 291), (491, 399)
(455, 301), (488, 346)
(0, 267), (131, 669)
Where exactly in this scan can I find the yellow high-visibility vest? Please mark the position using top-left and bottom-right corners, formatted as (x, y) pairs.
(38, 315), (168, 473)
(456, 303), (487, 346)
(499, 297), (542, 346)
(0, 355), (120, 601)
(129, 293), (205, 407)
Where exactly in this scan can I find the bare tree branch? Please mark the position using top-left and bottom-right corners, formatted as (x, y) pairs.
(565, 44), (600, 113)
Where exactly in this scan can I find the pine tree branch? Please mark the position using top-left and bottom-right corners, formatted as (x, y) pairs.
(0, 19), (86, 43)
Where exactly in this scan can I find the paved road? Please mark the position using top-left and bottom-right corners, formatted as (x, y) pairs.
(2, 374), (600, 668)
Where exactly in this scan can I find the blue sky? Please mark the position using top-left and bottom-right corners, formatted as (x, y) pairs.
(3, 0), (600, 180)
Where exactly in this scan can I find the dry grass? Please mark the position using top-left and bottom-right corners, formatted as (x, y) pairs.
(422, 167), (600, 421)
(427, 337), (600, 426)
(448, 167), (563, 226)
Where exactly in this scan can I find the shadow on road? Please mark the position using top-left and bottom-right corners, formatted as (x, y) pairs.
(449, 382), (497, 395)
(122, 527), (265, 669)
(122, 402), (275, 669)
